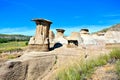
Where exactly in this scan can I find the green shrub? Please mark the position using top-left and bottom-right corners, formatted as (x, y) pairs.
(25, 41), (28, 46)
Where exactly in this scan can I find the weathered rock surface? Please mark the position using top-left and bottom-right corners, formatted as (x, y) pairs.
(0, 52), (55, 80)
(28, 19), (52, 52)
(81, 34), (97, 45)
(67, 32), (83, 44)
(49, 30), (55, 43)
(105, 31), (120, 43)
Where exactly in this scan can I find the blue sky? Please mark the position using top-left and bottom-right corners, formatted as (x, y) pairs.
(0, 0), (120, 36)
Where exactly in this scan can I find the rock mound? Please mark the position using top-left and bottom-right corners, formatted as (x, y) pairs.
(0, 52), (55, 80)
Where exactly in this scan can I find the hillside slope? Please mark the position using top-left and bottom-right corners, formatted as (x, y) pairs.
(94, 24), (120, 33)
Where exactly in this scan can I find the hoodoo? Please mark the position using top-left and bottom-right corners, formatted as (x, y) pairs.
(28, 18), (52, 51)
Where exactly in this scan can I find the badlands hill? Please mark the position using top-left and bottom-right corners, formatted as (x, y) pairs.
(94, 24), (120, 33)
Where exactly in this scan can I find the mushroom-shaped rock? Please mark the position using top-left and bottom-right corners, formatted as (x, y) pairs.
(28, 18), (52, 52)
(54, 29), (68, 44)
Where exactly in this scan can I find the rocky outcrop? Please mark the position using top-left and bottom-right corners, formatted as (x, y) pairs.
(81, 34), (97, 45)
(0, 52), (55, 80)
(49, 30), (55, 43)
(105, 31), (120, 43)
(67, 32), (83, 47)
(28, 19), (52, 52)
(80, 29), (97, 45)
(93, 24), (120, 44)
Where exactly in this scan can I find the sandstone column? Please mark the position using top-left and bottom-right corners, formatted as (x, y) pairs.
(28, 18), (52, 51)
(54, 29), (68, 44)
(80, 29), (89, 35)
(56, 29), (65, 38)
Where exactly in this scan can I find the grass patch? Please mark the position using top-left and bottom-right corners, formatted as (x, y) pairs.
(7, 54), (17, 59)
(115, 60), (120, 79)
(0, 41), (27, 53)
(57, 49), (120, 80)
(109, 48), (120, 59)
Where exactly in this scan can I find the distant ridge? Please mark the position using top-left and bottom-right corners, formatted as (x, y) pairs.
(0, 34), (31, 41)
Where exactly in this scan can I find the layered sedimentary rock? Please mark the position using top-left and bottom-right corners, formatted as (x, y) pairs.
(105, 27), (120, 43)
(28, 19), (52, 51)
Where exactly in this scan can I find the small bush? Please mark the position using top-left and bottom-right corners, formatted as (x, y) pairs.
(25, 41), (28, 46)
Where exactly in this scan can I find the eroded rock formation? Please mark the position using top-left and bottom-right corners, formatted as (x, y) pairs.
(54, 29), (68, 44)
(0, 53), (55, 80)
(67, 32), (83, 48)
(28, 19), (52, 51)
(80, 29), (97, 45)
(49, 30), (55, 43)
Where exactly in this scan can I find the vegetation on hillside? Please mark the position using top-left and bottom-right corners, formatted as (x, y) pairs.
(0, 34), (31, 43)
(56, 49), (120, 80)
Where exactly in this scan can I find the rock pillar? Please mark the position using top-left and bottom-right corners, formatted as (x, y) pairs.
(56, 29), (65, 38)
(28, 18), (52, 51)
(54, 29), (68, 44)
(80, 29), (89, 35)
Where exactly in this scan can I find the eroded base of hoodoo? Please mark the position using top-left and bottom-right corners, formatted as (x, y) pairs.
(28, 44), (49, 52)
